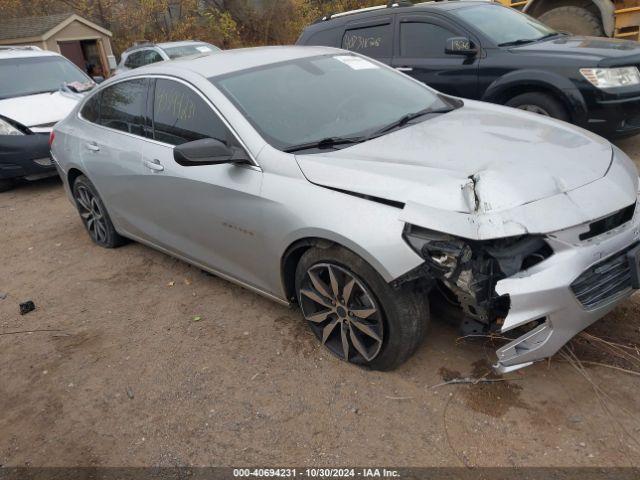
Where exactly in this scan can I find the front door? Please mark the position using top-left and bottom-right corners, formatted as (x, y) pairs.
(138, 78), (266, 289)
(392, 15), (481, 99)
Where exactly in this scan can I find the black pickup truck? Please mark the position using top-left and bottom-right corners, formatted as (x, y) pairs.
(297, 0), (640, 138)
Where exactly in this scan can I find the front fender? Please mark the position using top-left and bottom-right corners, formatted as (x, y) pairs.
(481, 69), (588, 125)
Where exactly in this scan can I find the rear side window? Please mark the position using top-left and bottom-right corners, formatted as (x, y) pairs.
(99, 79), (148, 136)
(124, 51), (143, 69)
(304, 27), (342, 47)
(81, 93), (100, 123)
(143, 50), (163, 65)
(341, 22), (392, 58)
(400, 22), (457, 57)
(152, 79), (233, 146)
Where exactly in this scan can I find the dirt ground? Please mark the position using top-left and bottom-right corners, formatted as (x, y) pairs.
(1, 137), (640, 468)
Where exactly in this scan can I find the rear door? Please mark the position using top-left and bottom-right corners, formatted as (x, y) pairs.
(137, 78), (266, 288)
(76, 77), (153, 238)
(392, 14), (481, 98)
(340, 16), (394, 65)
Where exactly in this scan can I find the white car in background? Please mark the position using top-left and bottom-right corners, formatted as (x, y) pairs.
(115, 41), (220, 75)
(0, 46), (94, 191)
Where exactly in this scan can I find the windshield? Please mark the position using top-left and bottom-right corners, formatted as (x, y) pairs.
(0, 55), (92, 100)
(453, 4), (557, 46)
(212, 54), (453, 151)
(163, 43), (220, 59)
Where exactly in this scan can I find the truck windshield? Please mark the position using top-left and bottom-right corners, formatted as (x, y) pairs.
(453, 4), (558, 47)
(212, 54), (455, 152)
(0, 56), (92, 100)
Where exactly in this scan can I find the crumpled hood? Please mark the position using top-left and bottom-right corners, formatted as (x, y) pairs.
(296, 101), (612, 214)
(295, 101), (635, 239)
(0, 91), (80, 131)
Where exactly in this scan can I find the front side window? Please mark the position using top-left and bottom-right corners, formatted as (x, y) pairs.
(152, 79), (233, 146)
(400, 22), (458, 57)
(341, 22), (392, 58)
(99, 79), (148, 136)
(0, 56), (92, 100)
(213, 54), (453, 151)
(452, 4), (556, 46)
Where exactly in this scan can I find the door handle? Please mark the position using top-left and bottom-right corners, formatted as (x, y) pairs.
(85, 142), (100, 152)
(395, 67), (413, 72)
(144, 159), (164, 172)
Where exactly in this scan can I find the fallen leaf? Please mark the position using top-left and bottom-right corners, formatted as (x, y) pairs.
(192, 316), (202, 322)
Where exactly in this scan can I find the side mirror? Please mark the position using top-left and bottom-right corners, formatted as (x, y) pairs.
(445, 37), (478, 56)
(92, 76), (105, 84)
(174, 138), (247, 166)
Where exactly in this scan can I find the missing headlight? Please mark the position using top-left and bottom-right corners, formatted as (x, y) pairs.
(402, 225), (553, 327)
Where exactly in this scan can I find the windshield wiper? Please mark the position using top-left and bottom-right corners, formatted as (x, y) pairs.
(498, 33), (562, 47)
(367, 106), (455, 139)
(284, 136), (365, 153)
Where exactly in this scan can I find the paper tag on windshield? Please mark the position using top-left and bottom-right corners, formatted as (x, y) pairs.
(196, 46), (212, 52)
(334, 55), (378, 70)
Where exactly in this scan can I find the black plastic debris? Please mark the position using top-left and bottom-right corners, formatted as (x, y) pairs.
(19, 300), (35, 315)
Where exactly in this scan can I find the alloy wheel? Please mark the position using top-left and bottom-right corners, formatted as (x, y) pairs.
(299, 263), (384, 363)
(517, 104), (550, 116)
(75, 185), (108, 244)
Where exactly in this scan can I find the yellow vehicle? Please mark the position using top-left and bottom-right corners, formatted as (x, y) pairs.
(499, 0), (640, 40)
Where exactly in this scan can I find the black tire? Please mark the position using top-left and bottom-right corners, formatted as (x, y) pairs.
(0, 179), (14, 193)
(295, 245), (429, 371)
(538, 6), (604, 37)
(505, 92), (569, 122)
(72, 174), (126, 248)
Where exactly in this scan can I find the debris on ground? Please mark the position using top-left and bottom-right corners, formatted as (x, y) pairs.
(19, 300), (35, 315)
(126, 387), (134, 399)
(0, 292), (7, 300)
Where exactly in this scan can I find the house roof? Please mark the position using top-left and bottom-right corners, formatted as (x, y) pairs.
(0, 13), (112, 42)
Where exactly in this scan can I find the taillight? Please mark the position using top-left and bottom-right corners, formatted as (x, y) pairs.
(49, 131), (55, 148)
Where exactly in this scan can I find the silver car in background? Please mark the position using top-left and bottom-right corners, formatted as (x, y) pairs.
(51, 46), (640, 372)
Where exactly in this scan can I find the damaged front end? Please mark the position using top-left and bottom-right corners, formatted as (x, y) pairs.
(397, 224), (554, 354)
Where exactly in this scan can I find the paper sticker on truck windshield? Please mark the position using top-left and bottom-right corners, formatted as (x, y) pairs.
(196, 46), (212, 52)
(334, 55), (379, 70)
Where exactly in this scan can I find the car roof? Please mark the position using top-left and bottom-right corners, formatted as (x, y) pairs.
(123, 40), (211, 55)
(0, 47), (60, 60)
(128, 45), (343, 79)
(309, 0), (493, 25)
(156, 40), (211, 49)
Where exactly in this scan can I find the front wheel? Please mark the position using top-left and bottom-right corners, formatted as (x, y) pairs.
(506, 92), (569, 122)
(295, 246), (429, 371)
(72, 175), (126, 248)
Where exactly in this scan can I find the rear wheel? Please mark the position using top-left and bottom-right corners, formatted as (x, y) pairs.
(295, 246), (428, 371)
(0, 179), (14, 193)
(538, 6), (604, 37)
(72, 175), (126, 248)
(506, 92), (569, 122)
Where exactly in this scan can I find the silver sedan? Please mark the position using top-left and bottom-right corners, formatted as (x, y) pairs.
(51, 46), (640, 372)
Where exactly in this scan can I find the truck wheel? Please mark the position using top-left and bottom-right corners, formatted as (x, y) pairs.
(538, 6), (604, 37)
(506, 92), (569, 122)
(0, 179), (14, 193)
(295, 245), (429, 371)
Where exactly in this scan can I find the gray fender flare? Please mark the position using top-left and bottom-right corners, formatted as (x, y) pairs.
(523, 0), (615, 37)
